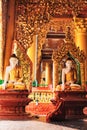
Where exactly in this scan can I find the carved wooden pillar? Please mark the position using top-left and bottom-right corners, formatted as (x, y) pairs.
(4, 0), (16, 74)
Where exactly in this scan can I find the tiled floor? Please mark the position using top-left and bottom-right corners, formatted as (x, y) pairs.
(0, 120), (77, 130)
(0, 117), (87, 130)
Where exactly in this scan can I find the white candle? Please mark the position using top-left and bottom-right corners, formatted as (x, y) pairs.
(34, 35), (38, 86)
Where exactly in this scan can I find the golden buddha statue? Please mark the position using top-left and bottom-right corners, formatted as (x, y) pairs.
(56, 58), (81, 91)
(2, 54), (26, 90)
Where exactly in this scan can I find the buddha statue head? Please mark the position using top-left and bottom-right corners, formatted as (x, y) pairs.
(65, 58), (73, 70)
(9, 54), (19, 68)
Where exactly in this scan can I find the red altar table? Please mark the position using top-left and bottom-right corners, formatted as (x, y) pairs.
(0, 90), (32, 120)
(46, 91), (87, 122)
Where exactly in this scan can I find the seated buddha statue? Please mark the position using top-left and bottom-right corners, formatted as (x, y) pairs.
(56, 58), (81, 91)
(2, 54), (26, 90)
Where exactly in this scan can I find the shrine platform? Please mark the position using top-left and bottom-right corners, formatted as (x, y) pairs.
(0, 89), (32, 120)
(46, 90), (87, 122)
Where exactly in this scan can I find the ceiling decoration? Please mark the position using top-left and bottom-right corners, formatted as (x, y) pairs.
(15, 0), (87, 50)
(28, 0), (87, 17)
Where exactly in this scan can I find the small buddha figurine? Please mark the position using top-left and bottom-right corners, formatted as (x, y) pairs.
(2, 54), (26, 90)
(60, 58), (81, 91)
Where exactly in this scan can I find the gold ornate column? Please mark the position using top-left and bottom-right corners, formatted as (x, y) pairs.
(74, 18), (87, 54)
(74, 18), (87, 81)
(45, 62), (52, 85)
(80, 63), (85, 88)
(53, 60), (59, 91)
(27, 35), (36, 82)
(0, 0), (3, 78)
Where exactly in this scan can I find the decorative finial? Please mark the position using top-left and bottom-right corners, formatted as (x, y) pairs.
(65, 26), (73, 43)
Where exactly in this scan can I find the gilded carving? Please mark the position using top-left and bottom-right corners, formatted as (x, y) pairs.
(37, 19), (74, 71)
(14, 40), (32, 89)
(15, 0), (84, 87)
(74, 17), (87, 32)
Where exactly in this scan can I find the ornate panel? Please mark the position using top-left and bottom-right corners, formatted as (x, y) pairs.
(15, 0), (75, 86)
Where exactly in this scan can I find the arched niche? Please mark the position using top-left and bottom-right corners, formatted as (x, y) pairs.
(52, 40), (86, 90)
(57, 52), (81, 85)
